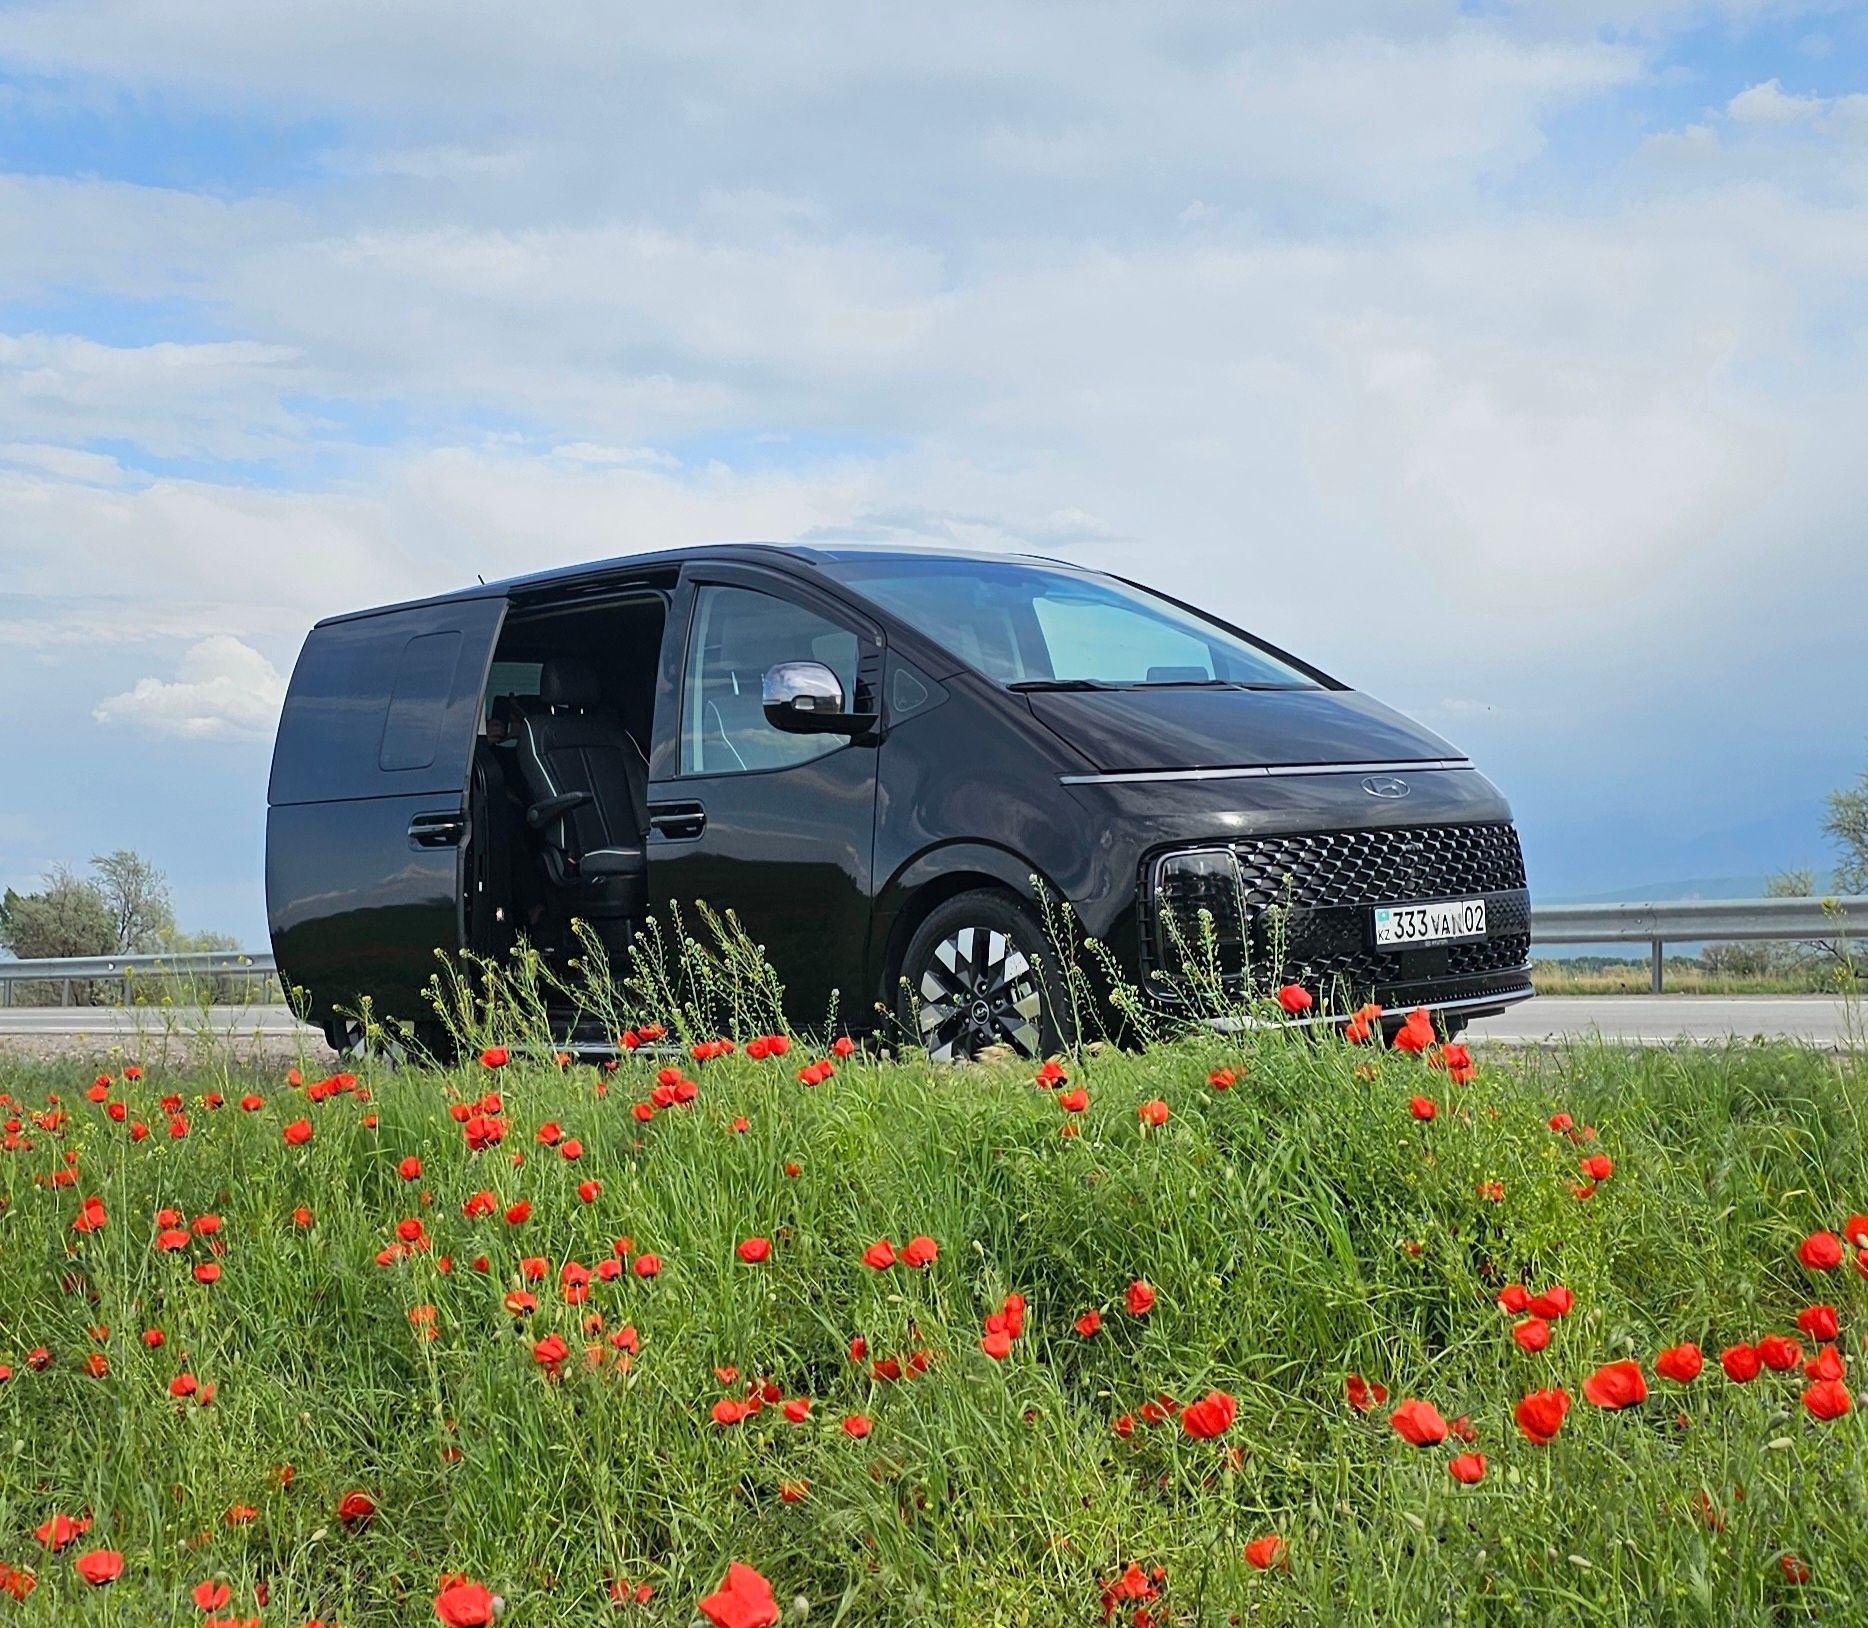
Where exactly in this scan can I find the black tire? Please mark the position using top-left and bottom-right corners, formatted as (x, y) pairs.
(896, 889), (1072, 1062)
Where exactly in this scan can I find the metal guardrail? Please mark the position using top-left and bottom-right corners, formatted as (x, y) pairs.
(0, 896), (1859, 1004)
(0, 950), (279, 1007)
(1528, 895), (1867, 993)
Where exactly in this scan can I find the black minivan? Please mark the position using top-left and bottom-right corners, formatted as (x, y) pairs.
(266, 544), (1533, 1057)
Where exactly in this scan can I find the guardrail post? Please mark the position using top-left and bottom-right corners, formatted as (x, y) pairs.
(1650, 940), (1663, 995)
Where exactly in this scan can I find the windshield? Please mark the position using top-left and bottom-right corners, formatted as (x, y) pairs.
(822, 557), (1321, 690)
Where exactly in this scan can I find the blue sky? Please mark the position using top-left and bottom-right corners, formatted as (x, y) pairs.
(1, 0), (1865, 943)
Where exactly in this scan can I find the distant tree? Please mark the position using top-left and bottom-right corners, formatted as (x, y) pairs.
(0, 866), (117, 961)
(91, 849), (175, 952)
(1767, 868), (1814, 899)
(1828, 765), (1868, 895)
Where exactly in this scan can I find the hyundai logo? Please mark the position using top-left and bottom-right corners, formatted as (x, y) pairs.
(1361, 775), (1411, 799)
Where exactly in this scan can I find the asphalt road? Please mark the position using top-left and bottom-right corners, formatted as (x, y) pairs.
(0, 996), (1858, 1053)
(1465, 995), (1858, 1048)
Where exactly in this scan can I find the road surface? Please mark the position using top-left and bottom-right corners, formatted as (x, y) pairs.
(1465, 995), (1857, 1048)
(0, 996), (1857, 1055)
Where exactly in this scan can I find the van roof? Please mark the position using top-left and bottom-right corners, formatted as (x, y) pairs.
(313, 540), (1079, 627)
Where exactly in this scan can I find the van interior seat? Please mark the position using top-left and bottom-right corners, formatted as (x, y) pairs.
(514, 655), (649, 921)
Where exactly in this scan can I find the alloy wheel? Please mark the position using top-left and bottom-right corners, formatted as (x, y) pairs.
(916, 925), (1044, 1061)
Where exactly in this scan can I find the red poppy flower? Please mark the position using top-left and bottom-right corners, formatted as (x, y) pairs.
(1034, 1059), (1068, 1088)
(1208, 1066), (1238, 1088)
(1408, 1095), (1436, 1121)
(1579, 1153), (1613, 1181)
(1654, 1343), (1703, 1383)
(1847, 1214), (1868, 1251)
(1243, 1534), (1285, 1571)
(698, 1561), (779, 1628)
(1075, 1308), (1102, 1338)
(1720, 1343), (1761, 1382)
(1138, 1098), (1170, 1127)
(1582, 1360), (1648, 1410)
(478, 1048), (509, 1069)
(193, 1580), (232, 1610)
(980, 1328), (1013, 1360)
(1798, 1231), (1844, 1271)
(434, 1576), (497, 1625)
(1275, 984), (1313, 1015)
(1496, 1285), (1530, 1314)
(710, 1398), (751, 1426)
(35, 1514), (89, 1551)
(737, 1237), (771, 1264)
(1757, 1335), (1803, 1372)
(1780, 1553), (1811, 1585)
(632, 1253), (661, 1278)
(1795, 1347), (1840, 1395)
(831, 1035), (854, 1057)
(577, 1179), (601, 1203)
(1514, 1387), (1571, 1444)
(1057, 1087), (1089, 1112)
(902, 1234), (938, 1268)
(397, 1156), (422, 1181)
(336, 1490), (375, 1526)
(1797, 1304), (1839, 1342)
(1126, 1280), (1156, 1316)
(1447, 1452), (1486, 1484)
(841, 1413), (872, 1439)
(74, 1549), (122, 1587)
(1345, 1373), (1388, 1413)
(1180, 1389), (1237, 1439)
(282, 1118), (313, 1146)
(1389, 1398), (1449, 1447)
(1804, 1378), (1851, 1421)
(1393, 1008), (1435, 1052)
(1512, 1317), (1551, 1353)
(782, 1397), (810, 1422)
(1527, 1286), (1574, 1320)
(862, 1239), (897, 1270)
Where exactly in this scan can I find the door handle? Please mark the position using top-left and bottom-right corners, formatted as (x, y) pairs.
(648, 801), (707, 841)
(408, 811), (466, 849)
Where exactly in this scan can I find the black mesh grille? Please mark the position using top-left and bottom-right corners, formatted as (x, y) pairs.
(1231, 822), (1526, 910)
(1147, 822), (1532, 1007)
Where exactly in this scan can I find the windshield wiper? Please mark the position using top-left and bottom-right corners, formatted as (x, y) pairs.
(1006, 678), (1119, 692)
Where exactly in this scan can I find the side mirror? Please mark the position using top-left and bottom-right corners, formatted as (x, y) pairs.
(762, 661), (873, 735)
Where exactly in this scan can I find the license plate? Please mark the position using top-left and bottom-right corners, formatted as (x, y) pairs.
(1372, 898), (1487, 949)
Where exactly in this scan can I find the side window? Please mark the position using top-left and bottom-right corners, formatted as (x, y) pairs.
(379, 630), (464, 771)
(681, 586), (860, 775)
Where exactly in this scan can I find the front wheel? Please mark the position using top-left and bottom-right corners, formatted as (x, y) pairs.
(896, 889), (1071, 1062)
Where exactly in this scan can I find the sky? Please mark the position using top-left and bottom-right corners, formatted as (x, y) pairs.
(1, 0), (1865, 946)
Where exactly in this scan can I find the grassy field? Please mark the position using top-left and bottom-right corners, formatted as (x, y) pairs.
(2, 1018), (1866, 1625)
(1530, 958), (1851, 996)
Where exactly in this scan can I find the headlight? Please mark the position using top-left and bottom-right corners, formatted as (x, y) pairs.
(1149, 847), (1248, 982)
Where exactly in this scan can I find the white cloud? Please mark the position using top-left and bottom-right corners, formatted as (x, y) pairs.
(92, 635), (287, 740)
(1729, 78), (1824, 124)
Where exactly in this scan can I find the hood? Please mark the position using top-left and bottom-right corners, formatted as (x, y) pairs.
(1024, 686), (1460, 774)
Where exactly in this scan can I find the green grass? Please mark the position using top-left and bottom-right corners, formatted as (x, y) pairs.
(3, 1025), (1867, 1625)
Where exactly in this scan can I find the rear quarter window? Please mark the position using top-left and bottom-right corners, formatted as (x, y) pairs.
(379, 631), (464, 771)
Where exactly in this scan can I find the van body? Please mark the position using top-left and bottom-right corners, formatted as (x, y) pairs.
(266, 544), (1533, 1056)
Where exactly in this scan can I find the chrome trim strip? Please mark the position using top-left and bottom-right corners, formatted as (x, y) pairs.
(1059, 759), (1472, 787)
(1198, 984), (1535, 1033)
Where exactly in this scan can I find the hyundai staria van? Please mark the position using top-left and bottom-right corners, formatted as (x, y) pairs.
(266, 545), (1533, 1057)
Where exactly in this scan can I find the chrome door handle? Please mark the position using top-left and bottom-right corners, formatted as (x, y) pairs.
(408, 812), (466, 849)
(648, 802), (706, 841)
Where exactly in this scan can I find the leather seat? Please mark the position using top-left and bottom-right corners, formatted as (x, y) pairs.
(514, 657), (649, 923)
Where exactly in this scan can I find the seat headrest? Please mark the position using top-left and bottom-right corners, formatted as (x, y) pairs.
(538, 656), (602, 709)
